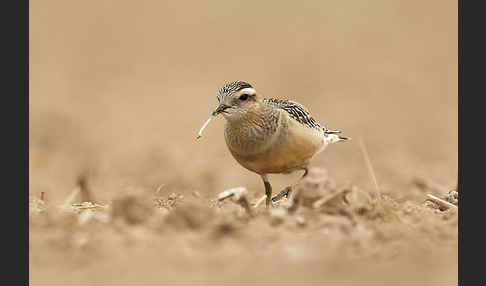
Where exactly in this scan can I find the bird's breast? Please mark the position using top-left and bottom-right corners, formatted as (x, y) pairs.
(224, 115), (326, 174)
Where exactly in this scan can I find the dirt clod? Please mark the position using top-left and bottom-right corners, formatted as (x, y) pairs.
(112, 195), (154, 225)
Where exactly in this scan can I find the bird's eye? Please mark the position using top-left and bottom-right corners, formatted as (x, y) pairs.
(239, 94), (249, 101)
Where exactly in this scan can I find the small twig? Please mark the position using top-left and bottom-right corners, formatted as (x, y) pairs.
(426, 194), (458, 210)
(218, 187), (246, 201)
(196, 116), (214, 139)
(359, 138), (381, 197)
(72, 202), (107, 210)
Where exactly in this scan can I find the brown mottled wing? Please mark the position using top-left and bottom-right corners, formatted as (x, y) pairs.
(263, 98), (325, 131)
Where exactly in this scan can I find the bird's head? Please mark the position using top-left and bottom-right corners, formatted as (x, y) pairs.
(212, 81), (261, 119)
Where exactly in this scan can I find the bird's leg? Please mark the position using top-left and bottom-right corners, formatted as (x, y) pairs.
(272, 168), (309, 202)
(260, 174), (272, 208)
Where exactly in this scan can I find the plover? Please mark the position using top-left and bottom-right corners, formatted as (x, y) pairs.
(198, 81), (348, 208)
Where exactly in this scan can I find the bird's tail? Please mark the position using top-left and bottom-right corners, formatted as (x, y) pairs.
(328, 134), (350, 143)
(321, 125), (350, 143)
(324, 129), (341, 135)
(324, 129), (350, 143)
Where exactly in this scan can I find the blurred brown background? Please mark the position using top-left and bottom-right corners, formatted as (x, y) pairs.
(30, 0), (457, 284)
(30, 0), (457, 201)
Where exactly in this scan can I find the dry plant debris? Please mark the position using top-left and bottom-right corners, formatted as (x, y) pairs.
(414, 177), (459, 211)
(217, 187), (253, 216)
(425, 194), (457, 211)
(29, 168), (458, 286)
(154, 192), (184, 210)
(445, 190), (458, 205)
(196, 116), (214, 139)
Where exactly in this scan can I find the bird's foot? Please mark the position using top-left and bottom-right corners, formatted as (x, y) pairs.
(253, 186), (292, 208)
(271, 186), (292, 202)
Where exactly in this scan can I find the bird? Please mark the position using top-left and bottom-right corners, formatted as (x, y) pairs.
(209, 81), (349, 208)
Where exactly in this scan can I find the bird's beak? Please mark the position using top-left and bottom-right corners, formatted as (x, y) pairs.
(212, 104), (230, 116)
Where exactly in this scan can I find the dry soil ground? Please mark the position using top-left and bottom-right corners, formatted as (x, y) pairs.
(30, 0), (457, 285)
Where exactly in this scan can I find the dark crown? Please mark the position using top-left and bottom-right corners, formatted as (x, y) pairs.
(219, 81), (253, 96)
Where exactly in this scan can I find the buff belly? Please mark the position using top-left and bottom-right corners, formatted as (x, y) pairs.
(229, 122), (325, 175)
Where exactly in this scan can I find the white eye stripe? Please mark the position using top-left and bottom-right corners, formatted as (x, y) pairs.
(238, 88), (256, 96)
